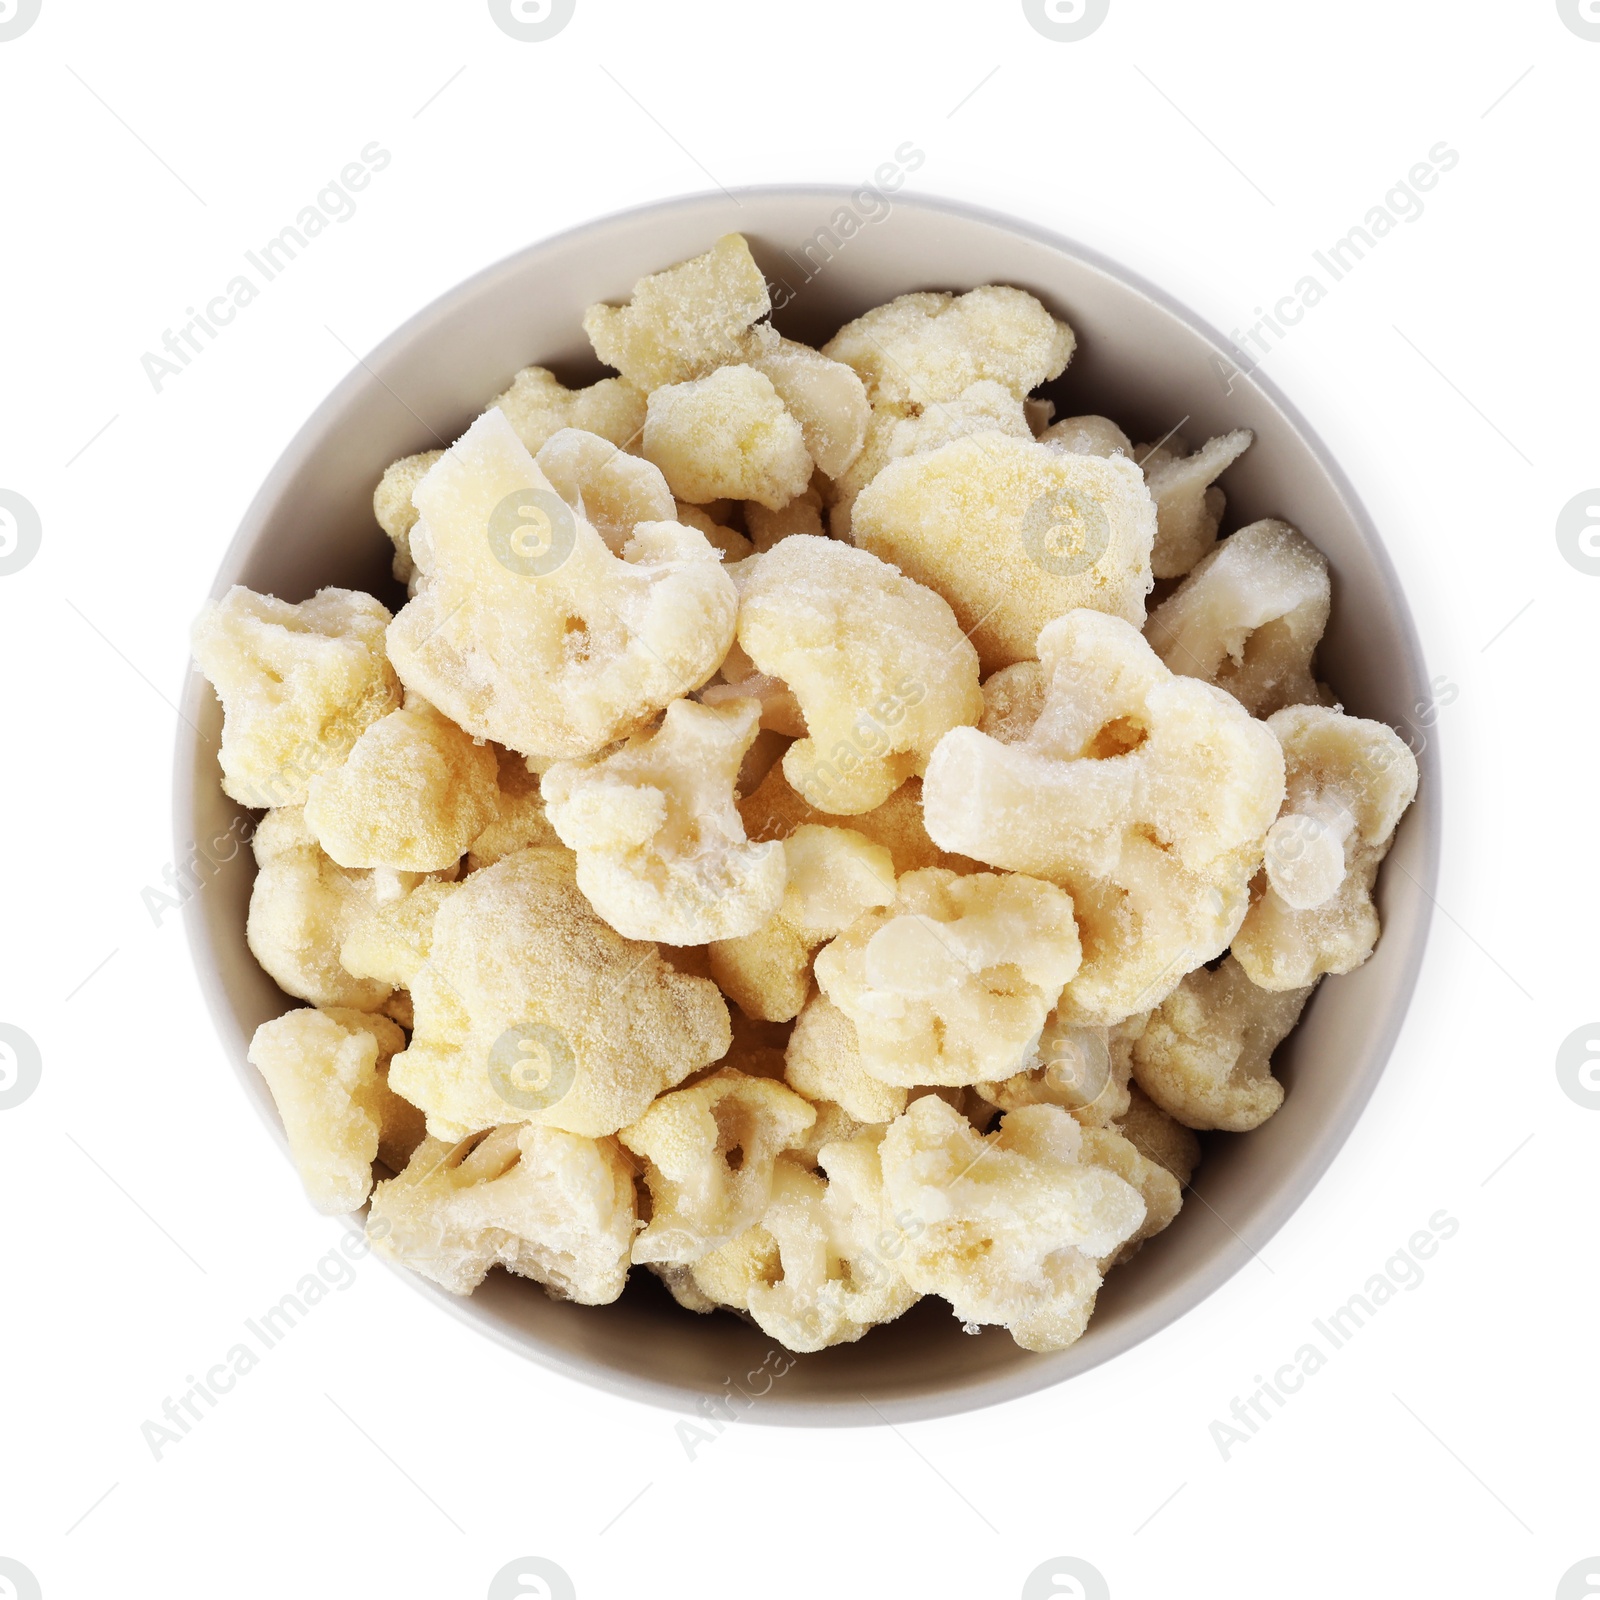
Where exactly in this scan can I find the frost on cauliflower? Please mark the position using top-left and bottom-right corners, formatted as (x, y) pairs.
(535, 427), (675, 554)
(923, 610), (1285, 1025)
(784, 993), (909, 1125)
(248, 1006), (423, 1214)
(303, 696), (499, 872)
(368, 1123), (636, 1303)
(738, 324), (870, 480)
(1041, 414), (1133, 458)
(1135, 430), (1254, 579)
(466, 746), (563, 871)
(813, 867), (1082, 1087)
(644, 364), (814, 511)
(389, 847), (731, 1139)
(374, 451), (444, 587)
(192, 586), (401, 808)
(541, 697), (787, 944)
(386, 408), (737, 761)
(827, 380), (1034, 541)
(741, 1146), (922, 1352)
(708, 824), (896, 1022)
(487, 366), (647, 457)
(822, 285), (1075, 408)
(876, 1097), (1145, 1351)
(1232, 705), (1418, 990)
(1144, 519), (1332, 717)
(737, 535), (983, 815)
(619, 1069), (816, 1265)
(1132, 956), (1314, 1131)
(974, 1012), (1145, 1128)
(851, 434), (1158, 674)
(246, 806), (436, 1011)
(583, 233), (771, 392)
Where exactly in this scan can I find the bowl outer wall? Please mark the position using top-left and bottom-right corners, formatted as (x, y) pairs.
(175, 186), (1440, 1426)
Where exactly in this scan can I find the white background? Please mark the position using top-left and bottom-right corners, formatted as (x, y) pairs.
(2, 2), (1595, 1597)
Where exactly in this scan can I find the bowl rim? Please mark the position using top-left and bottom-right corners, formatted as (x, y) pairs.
(175, 183), (1441, 1425)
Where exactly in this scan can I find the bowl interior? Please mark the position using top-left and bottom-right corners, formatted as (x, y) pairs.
(178, 188), (1438, 1424)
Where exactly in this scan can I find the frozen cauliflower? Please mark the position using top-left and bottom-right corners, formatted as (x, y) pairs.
(1115, 1082), (1202, 1188)
(1233, 705), (1418, 989)
(1132, 957), (1314, 1131)
(369, 1123), (636, 1303)
(541, 697), (787, 944)
(387, 408), (736, 760)
(741, 1148), (922, 1351)
(390, 847), (730, 1139)
(248, 1006), (422, 1214)
(1137, 429), (1253, 578)
(738, 324), (870, 480)
(583, 233), (770, 391)
(852, 434), (1157, 673)
(193, 586), (401, 808)
(784, 993), (908, 1124)
(1042, 414), (1133, 458)
(487, 366), (647, 457)
(619, 1069), (815, 1265)
(744, 480), (826, 551)
(644, 364), (813, 511)
(814, 867), (1082, 1087)
(465, 746), (562, 871)
(708, 825), (896, 1023)
(339, 877), (461, 990)
(374, 451), (443, 587)
(535, 427), (675, 554)
(924, 609), (1284, 1023)
(822, 285), (1075, 407)
(974, 1013), (1142, 1128)
(303, 696), (499, 871)
(246, 806), (423, 1011)
(1145, 519), (1332, 717)
(876, 1097), (1145, 1351)
(737, 535), (983, 814)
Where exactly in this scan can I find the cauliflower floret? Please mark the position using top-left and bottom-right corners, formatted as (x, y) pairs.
(708, 825), (896, 1022)
(822, 285), (1075, 407)
(246, 807), (422, 1010)
(1136, 430), (1253, 578)
(784, 994), (908, 1124)
(303, 697), (499, 871)
(542, 697), (787, 943)
(827, 382), (1033, 541)
(487, 366), (647, 456)
(1233, 705), (1419, 989)
(340, 878), (461, 989)
(368, 1123), (636, 1303)
(465, 746), (563, 871)
(535, 427), (676, 554)
(1145, 519), (1332, 716)
(644, 364), (813, 511)
(619, 1069), (816, 1265)
(737, 535), (983, 814)
(1114, 1082), (1202, 1188)
(738, 324), (870, 479)
(978, 660), (1047, 745)
(974, 1012), (1144, 1128)
(852, 434), (1157, 673)
(1077, 1126), (1184, 1260)
(923, 610), (1285, 1025)
(675, 500), (754, 562)
(192, 586), (401, 808)
(813, 867), (1082, 1087)
(374, 450), (444, 587)
(744, 480), (825, 552)
(387, 408), (736, 761)
(741, 1148), (921, 1351)
(1132, 956), (1313, 1131)
(875, 1097), (1145, 1351)
(1042, 414), (1133, 457)
(390, 847), (730, 1138)
(698, 667), (806, 737)
(248, 1006), (420, 1214)
(583, 233), (770, 391)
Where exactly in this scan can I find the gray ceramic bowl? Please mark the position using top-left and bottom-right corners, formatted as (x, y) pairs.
(176, 187), (1439, 1424)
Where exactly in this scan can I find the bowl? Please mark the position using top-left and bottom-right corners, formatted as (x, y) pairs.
(176, 186), (1439, 1425)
